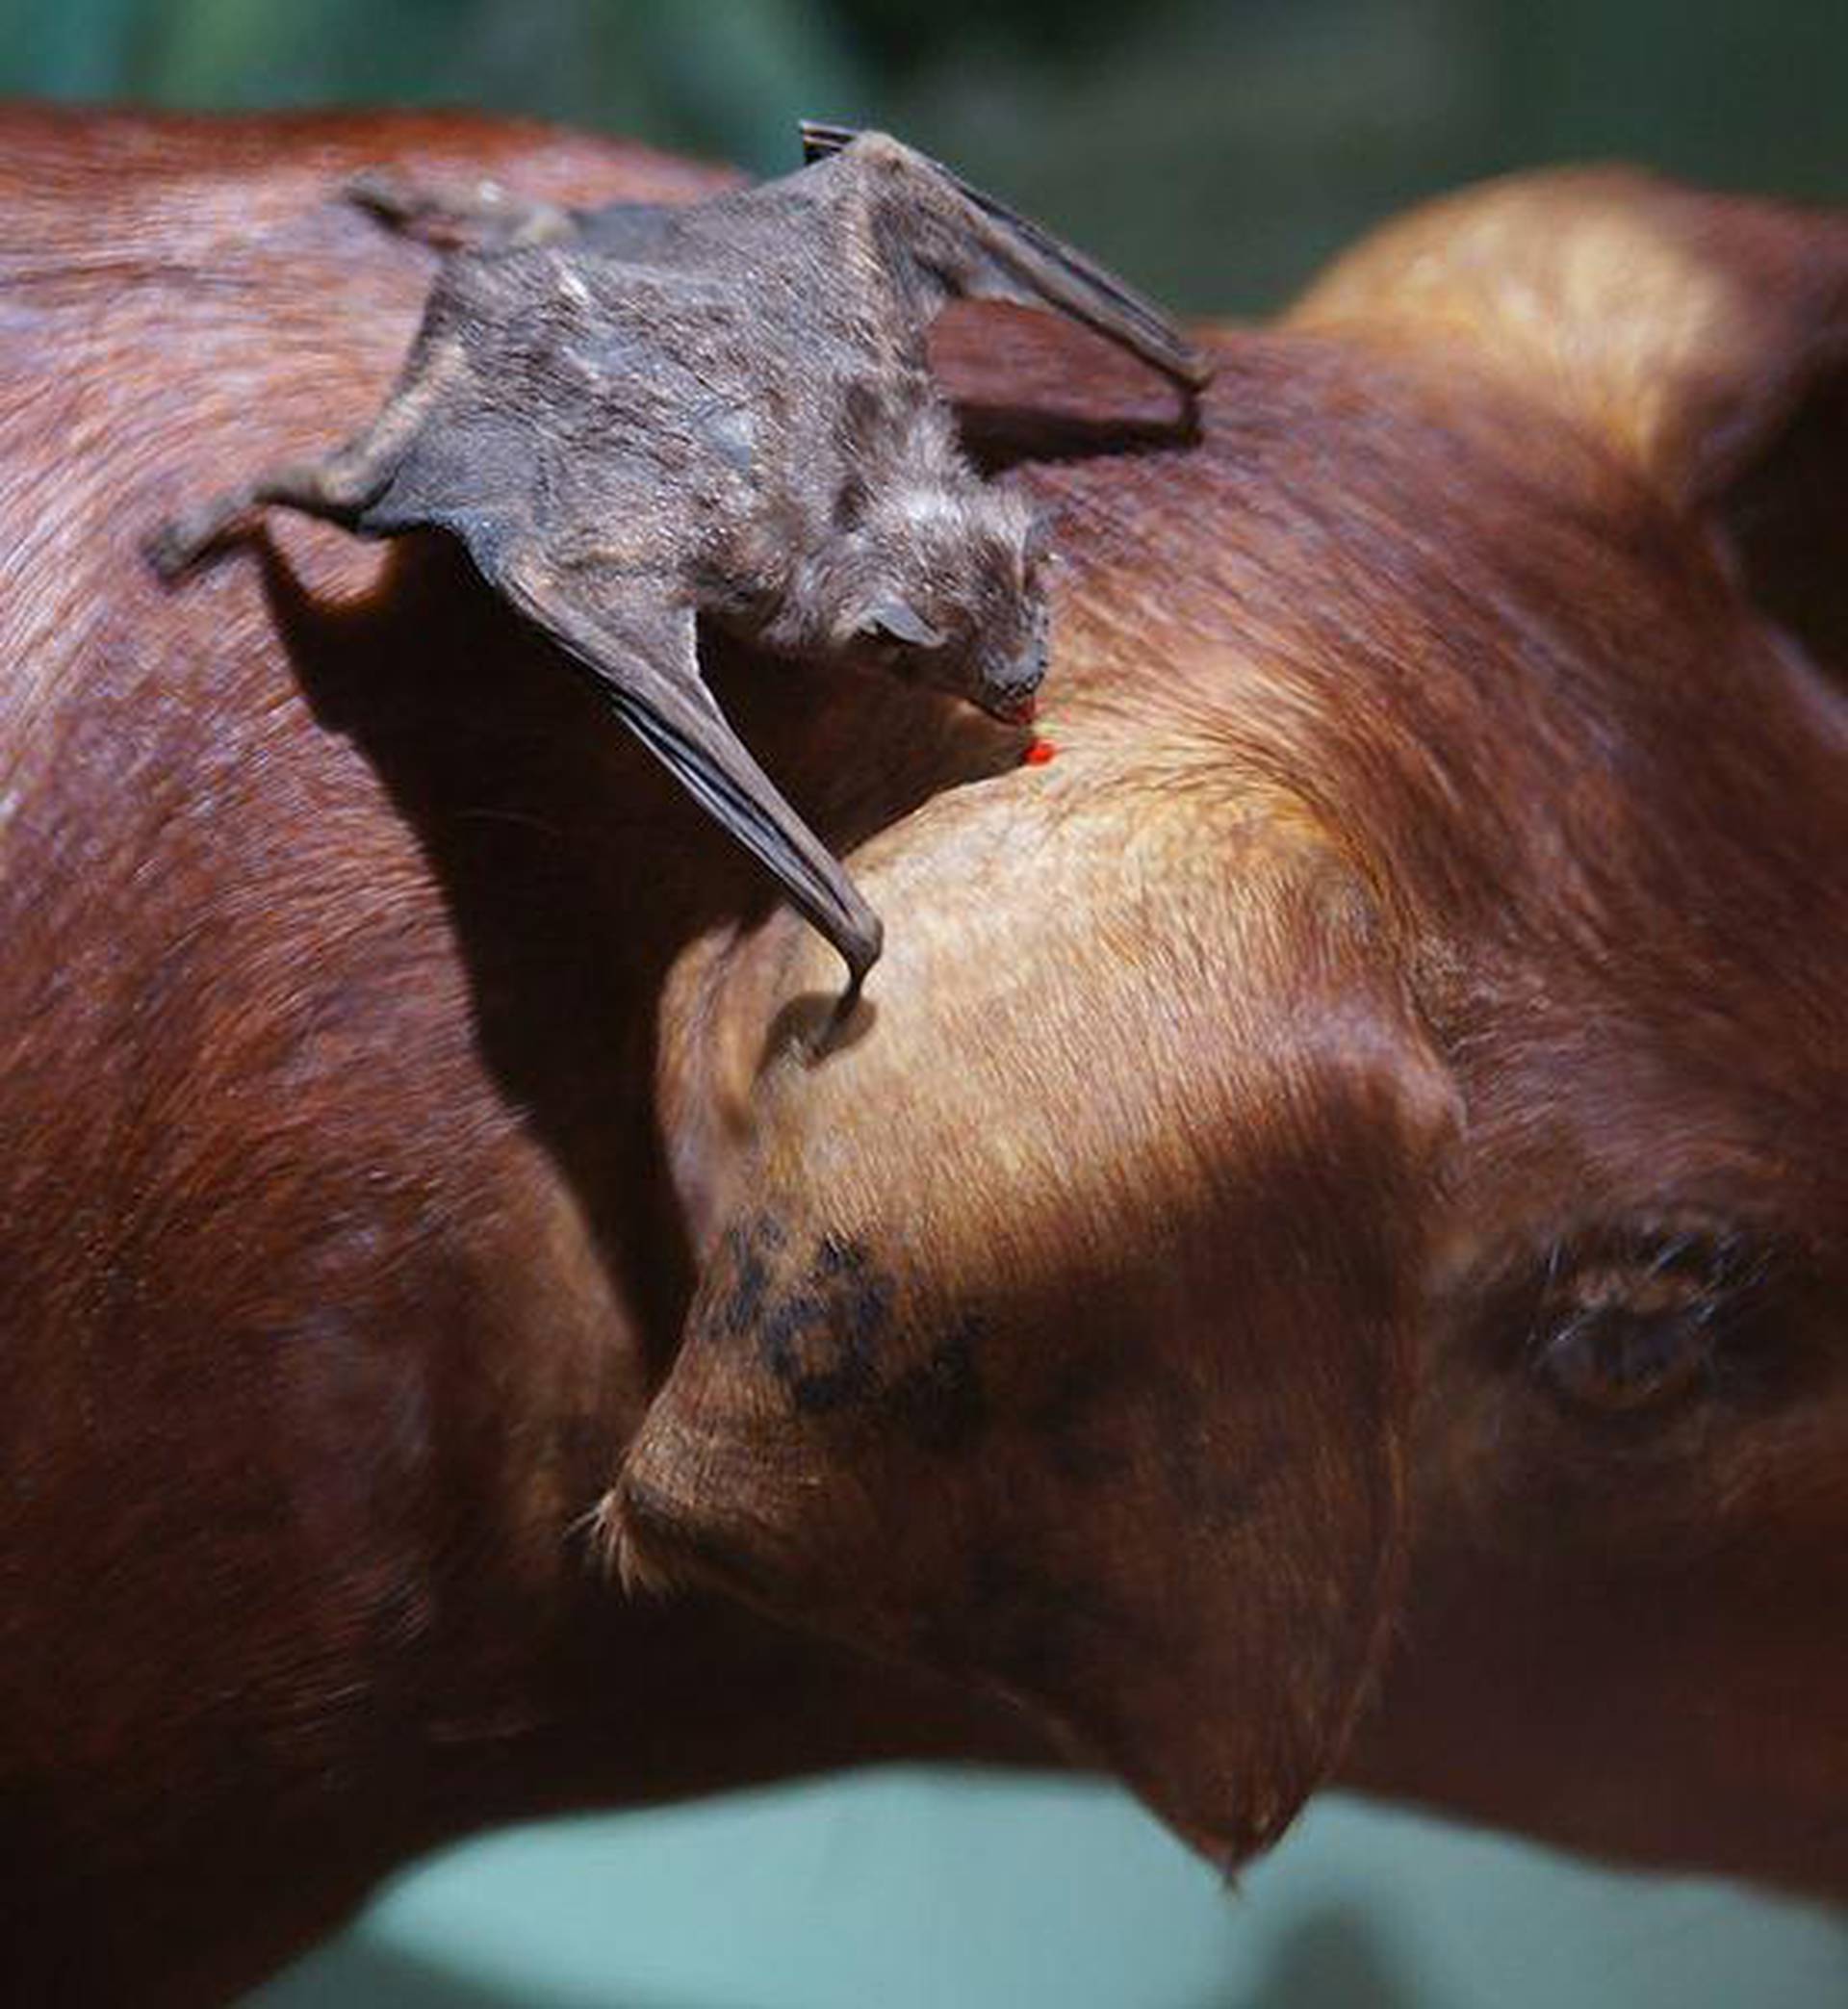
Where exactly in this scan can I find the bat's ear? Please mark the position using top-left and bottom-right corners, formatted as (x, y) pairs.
(1292, 170), (1848, 683)
(860, 598), (945, 650)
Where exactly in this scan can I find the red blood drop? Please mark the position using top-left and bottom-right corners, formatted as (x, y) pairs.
(1022, 738), (1057, 766)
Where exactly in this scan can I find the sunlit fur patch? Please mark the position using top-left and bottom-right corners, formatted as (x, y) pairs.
(619, 757), (1456, 1867)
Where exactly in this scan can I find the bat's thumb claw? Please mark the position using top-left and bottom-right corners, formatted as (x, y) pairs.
(143, 519), (200, 581)
(345, 167), (418, 219)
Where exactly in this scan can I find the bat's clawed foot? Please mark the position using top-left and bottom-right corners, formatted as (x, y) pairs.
(816, 916), (883, 1055)
(757, 979), (878, 1071)
(825, 970), (869, 1048)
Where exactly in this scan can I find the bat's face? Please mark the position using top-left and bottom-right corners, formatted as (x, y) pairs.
(835, 481), (1052, 724)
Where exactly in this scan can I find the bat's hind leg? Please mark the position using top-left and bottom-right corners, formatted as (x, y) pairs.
(145, 431), (403, 580)
(346, 167), (576, 251)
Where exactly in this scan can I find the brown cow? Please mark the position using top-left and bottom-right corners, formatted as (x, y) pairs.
(621, 164), (1848, 1896)
(1, 108), (1843, 2002)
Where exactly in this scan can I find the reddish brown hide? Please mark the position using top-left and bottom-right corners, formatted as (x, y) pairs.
(0, 110), (1054, 2007)
(1, 107), (1846, 2004)
(620, 170), (1848, 1882)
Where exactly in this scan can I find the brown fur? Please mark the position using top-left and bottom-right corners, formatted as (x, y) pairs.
(0, 110), (1050, 2007)
(622, 171), (1848, 1882)
(2, 109), (1845, 1999)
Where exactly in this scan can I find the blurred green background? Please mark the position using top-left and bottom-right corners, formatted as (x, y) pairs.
(4, 0), (1847, 311)
(4, 1), (1843, 2001)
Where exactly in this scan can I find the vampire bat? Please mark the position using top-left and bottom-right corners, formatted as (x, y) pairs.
(147, 122), (1210, 1003)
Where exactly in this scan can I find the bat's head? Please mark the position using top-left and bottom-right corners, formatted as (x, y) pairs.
(780, 388), (1053, 722)
(832, 476), (1053, 723)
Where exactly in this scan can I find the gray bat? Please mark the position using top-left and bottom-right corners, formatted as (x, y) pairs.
(147, 123), (1210, 1004)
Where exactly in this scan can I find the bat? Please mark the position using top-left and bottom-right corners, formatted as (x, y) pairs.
(147, 123), (1210, 1005)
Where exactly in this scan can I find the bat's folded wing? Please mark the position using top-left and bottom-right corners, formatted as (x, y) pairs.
(496, 551), (884, 994)
(801, 120), (1211, 392)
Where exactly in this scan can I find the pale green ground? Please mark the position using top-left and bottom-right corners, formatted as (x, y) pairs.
(248, 1776), (1848, 2008)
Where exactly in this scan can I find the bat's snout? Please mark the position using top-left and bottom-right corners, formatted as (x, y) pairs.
(976, 645), (1047, 726)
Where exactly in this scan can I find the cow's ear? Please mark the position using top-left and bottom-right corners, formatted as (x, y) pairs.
(612, 803), (1459, 1868)
(1291, 170), (1848, 683)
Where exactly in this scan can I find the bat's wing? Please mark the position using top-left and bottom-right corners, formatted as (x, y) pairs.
(493, 549), (884, 995)
(801, 121), (1210, 391)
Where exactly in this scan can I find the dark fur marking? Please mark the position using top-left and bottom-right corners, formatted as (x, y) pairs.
(884, 1316), (988, 1455)
(1026, 1339), (1141, 1487)
(913, 1549), (1151, 1699)
(714, 1212), (786, 1343)
(757, 1234), (890, 1415)
(708, 1220), (992, 1447)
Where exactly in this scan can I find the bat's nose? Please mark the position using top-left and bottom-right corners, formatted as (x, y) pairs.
(979, 642), (1047, 724)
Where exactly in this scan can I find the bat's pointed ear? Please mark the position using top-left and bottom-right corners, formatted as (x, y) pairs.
(861, 598), (945, 650)
(1290, 170), (1848, 684)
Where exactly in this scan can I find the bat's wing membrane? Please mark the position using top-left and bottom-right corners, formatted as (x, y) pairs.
(493, 550), (884, 993)
(801, 121), (1211, 391)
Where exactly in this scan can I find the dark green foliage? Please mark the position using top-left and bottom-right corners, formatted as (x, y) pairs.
(3, 0), (1843, 311)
